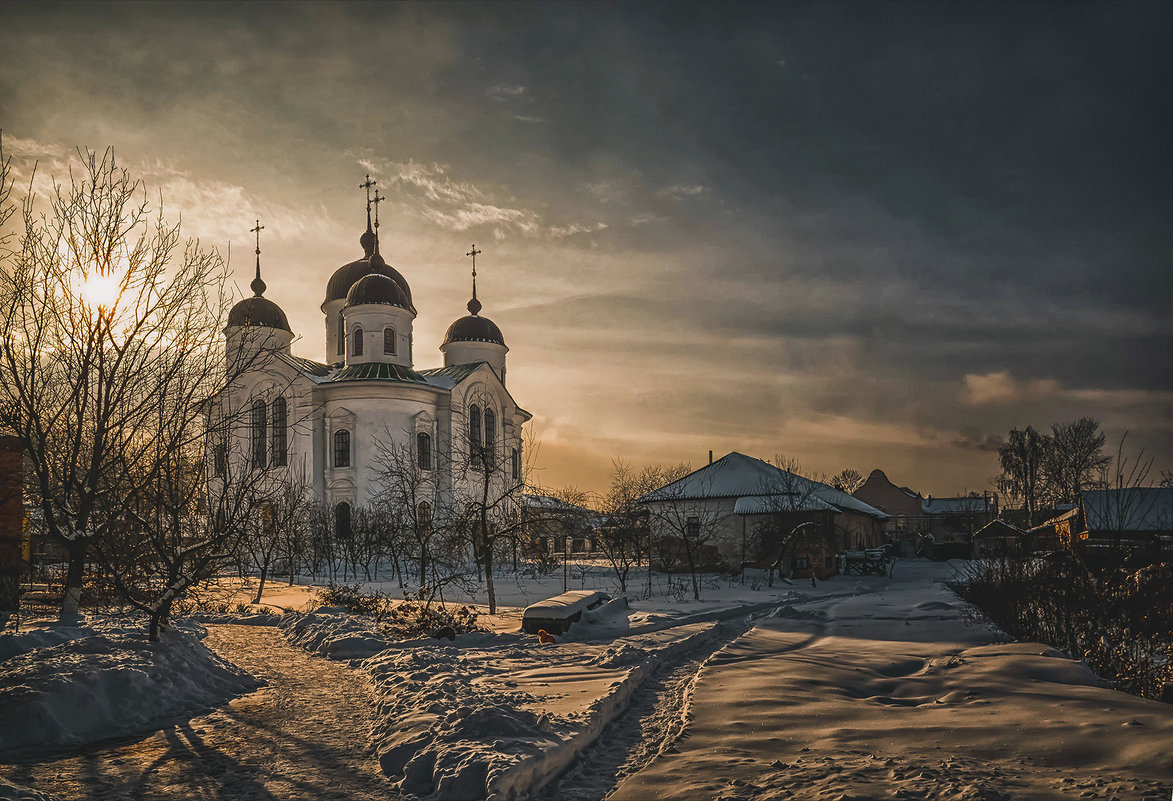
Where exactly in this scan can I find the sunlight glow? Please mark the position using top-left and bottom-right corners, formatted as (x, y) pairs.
(75, 271), (125, 311)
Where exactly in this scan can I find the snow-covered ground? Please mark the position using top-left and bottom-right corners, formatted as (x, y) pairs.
(607, 559), (1173, 801)
(4, 559), (1171, 801)
(0, 617), (259, 755)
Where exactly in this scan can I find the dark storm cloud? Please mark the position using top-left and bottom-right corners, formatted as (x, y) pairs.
(2, 1), (1170, 492)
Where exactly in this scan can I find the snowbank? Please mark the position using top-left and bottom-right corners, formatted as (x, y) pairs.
(280, 607), (519, 661)
(364, 621), (721, 800)
(0, 779), (61, 801)
(0, 618), (260, 754)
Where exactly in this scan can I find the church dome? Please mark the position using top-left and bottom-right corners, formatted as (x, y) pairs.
(346, 273), (410, 309)
(324, 258), (414, 309)
(227, 295), (291, 332)
(443, 313), (505, 346)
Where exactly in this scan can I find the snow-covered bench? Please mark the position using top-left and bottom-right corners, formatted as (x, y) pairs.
(838, 547), (893, 576)
(522, 590), (611, 635)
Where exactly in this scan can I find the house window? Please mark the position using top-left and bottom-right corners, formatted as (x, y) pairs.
(483, 408), (496, 466)
(511, 447), (520, 480)
(251, 400), (267, 468)
(469, 404), (482, 467)
(352, 327), (363, 356)
(337, 315), (344, 355)
(417, 432), (432, 470)
(335, 502), (351, 539)
(794, 555), (811, 569)
(384, 327), (396, 355)
(334, 429), (351, 468)
(213, 443), (227, 477)
(271, 397), (287, 467)
(686, 516), (700, 538)
(824, 555), (835, 570)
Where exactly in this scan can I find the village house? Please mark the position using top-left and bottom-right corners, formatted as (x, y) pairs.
(638, 452), (888, 579)
(853, 468), (998, 554)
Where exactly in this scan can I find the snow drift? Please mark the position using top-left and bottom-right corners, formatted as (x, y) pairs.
(0, 619), (259, 754)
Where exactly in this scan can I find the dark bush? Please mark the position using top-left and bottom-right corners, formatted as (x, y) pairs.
(953, 556), (1173, 701)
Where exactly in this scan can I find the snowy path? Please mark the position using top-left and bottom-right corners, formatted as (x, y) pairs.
(610, 565), (1173, 801)
(0, 624), (397, 801)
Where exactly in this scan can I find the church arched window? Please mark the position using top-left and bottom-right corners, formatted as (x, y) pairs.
(418, 501), (432, 534)
(334, 429), (351, 468)
(271, 397), (287, 467)
(511, 446), (520, 480)
(483, 407), (496, 466)
(384, 327), (396, 355)
(469, 404), (482, 467)
(352, 327), (364, 356)
(417, 432), (432, 470)
(337, 315), (344, 356)
(335, 502), (351, 539)
(251, 400), (267, 468)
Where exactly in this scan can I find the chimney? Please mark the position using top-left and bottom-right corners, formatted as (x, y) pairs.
(708, 450), (713, 465)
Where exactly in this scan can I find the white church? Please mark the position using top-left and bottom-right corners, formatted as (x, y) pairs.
(213, 183), (530, 528)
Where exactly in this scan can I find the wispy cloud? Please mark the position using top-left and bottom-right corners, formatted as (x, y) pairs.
(512, 114), (546, 124)
(963, 371), (1061, 405)
(487, 84), (527, 100)
(656, 183), (709, 200)
(548, 222), (607, 238)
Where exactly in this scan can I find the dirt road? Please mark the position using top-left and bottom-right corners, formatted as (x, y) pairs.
(1, 624), (396, 801)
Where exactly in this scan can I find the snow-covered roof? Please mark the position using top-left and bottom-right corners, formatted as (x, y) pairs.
(1082, 487), (1173, 532)
(418, 361), (486, 389)
(1029, 507), (1080, 533)
(732, 494), (838, 515)
(277, 352), (333, 382)
(523, 494), (594, 515)
(639, 452), (888, 519)
(921, 496), (991, 515)
(973, 519), (1026, 539)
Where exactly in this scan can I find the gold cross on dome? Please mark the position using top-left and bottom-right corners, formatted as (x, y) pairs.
(466, 245), (482, 277)
(359, 174), (376, 206)
(250, 219), (264, 255)
(372, 189), (385, 229)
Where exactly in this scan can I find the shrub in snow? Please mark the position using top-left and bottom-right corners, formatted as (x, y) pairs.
(315, 582), (481, 639)
(0, 619), (259, 754)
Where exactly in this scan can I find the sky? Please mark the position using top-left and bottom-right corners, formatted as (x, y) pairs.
(1, 1), (1170, 495)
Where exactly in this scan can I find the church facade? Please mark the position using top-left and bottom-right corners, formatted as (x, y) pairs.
(213, 192), (530, 526)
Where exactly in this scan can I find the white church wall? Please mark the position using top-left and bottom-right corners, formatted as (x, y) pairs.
(343, 304), (416, 367)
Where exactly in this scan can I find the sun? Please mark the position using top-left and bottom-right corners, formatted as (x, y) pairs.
(76, 271), (124, 310)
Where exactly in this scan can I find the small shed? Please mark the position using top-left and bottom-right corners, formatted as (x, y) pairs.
(972, 519), (1027, 557)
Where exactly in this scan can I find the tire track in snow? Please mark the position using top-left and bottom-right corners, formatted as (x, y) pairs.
(536, 621), (759, 801)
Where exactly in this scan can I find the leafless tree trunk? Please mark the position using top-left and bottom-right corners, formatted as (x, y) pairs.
(0, 142), (274, 630)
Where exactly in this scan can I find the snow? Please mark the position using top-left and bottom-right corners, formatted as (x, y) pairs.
(361, 620), (723, 800)
(609, 559), (1173, 800)
(0, 618), (259, 755)
(6, 558), (1172, 800)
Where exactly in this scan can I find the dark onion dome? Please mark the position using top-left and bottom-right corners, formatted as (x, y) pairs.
(443, 312), (506, 346)
(227, 295), (291, 332)
(345, 272), (410, 309)
(324, 258), (414, 309)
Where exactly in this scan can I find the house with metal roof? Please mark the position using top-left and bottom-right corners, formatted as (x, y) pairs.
(638, 452), (888, 578)
(212, 189), (530, 527)
(1078, 487), (1173, 554)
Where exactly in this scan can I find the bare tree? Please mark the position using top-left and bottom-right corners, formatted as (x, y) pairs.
(0, 144), (272, 623)
(642, 466), (726, 601)
(239, 472), (314, 604)
(998, 426), (1051, 527)
(1046, 417), (1110, 504)
(829, 468), (865, 495)
(370, 432), (460, 598)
